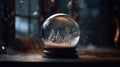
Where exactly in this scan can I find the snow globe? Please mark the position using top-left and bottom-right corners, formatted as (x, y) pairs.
(41, 13), (80, 58)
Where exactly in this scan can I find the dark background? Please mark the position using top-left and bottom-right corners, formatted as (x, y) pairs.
(0, 0), (120, 57)
(0, 0), (120, 47)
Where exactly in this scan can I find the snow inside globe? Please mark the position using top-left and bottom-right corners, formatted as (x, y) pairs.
(41, 13), (80, 48)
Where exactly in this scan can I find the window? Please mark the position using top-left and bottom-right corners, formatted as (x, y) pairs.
(15, 0), (39, 38)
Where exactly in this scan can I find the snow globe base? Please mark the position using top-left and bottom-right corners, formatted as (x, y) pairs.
(42, 47), (78, 59)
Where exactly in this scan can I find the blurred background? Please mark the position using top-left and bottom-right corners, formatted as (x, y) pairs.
(0, 0), (120, 61)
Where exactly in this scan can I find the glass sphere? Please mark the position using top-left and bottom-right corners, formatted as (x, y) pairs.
(41, 13), (80, 48)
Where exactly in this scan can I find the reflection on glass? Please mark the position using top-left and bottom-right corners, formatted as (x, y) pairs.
(41, 13), (80, 48)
